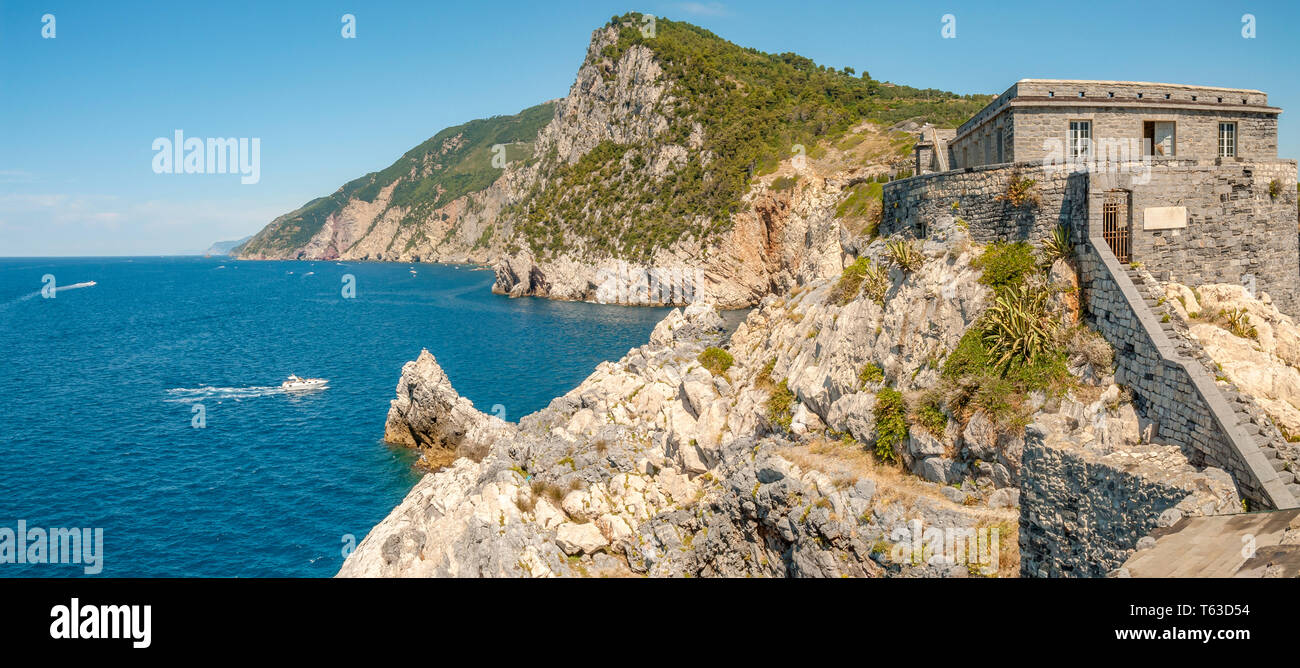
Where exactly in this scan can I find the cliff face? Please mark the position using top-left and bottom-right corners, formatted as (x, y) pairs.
(340, 214), (1248, 578)
(239, 15), (988, 307)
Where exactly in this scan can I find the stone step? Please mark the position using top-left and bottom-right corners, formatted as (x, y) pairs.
(1286, 483), (1300, 500)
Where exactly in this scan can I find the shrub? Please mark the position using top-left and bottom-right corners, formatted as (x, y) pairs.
(1269, 179), (1281, 200)
(974, 241), (1037, 290)
(997, 174), (1040, 207)
(861, 262), (890, 305)
(913, 393), (948, 435)
(829, 257), (871, 305)
(766, 379), (795, 432)
(771, 175), (799, 191)
(1041, 224), (1073, 265)
(982, 284), (1057, 372)
(1059, 324), (1113, 371)
(873, 387), (907, 462)
(885, 239), (924, 273)
(756, 357), (777, 390)
(858, 362), (884, 387)
(835, 182), (883, 220)
(698, 347), (734, 376)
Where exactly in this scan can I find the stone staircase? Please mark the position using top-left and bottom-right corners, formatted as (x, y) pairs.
(1123, 264), (1300, 503)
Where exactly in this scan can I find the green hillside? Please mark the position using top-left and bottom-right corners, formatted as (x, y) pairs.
(240, 101), (556, 255)
(515, 13), (991, 260)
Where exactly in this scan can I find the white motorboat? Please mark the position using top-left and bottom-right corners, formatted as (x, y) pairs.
(281, 374), (328, 391)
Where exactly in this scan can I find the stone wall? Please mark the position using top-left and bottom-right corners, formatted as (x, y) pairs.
(1088, 161), (1299, 316)
(880, 161), (1086, 242)
(1076, 234), (1297, 509)
(1018, 429), (1232, 578)
(884, 159), (1299, 511)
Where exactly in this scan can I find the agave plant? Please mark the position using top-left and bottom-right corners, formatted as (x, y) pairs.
(982, 284), (1056, 372)
(861, 262), (890, 305)
(885, 239), (924, 273)
(1225, 307), (1259, 339)
(1041, 224), (1073, 265)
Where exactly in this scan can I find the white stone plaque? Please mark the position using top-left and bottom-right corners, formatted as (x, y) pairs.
(1143, 206), (1187, 230)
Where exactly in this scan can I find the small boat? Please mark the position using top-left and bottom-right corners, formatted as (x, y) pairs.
(281, 374), (328, 391)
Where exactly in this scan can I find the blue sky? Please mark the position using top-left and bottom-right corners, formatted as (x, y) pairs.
(2, 0), (1297, 256)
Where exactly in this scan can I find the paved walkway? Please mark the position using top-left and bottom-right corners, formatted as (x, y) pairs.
(1121, 509), (1300, 577)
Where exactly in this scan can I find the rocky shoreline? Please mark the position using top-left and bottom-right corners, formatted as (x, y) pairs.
(339, 216), (1248, 577)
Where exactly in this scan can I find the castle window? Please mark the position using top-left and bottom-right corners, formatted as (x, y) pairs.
(1048, 91), (1054, 97)
(1137, 93), (1144, 99)
(1069, 120), (1091, 160)
(1108, 92), (1115, 98)
(1217, 97), (1223, 103)
(1164, 93), (1171, 99)
(1078, 91), (1085, 97)
(1218, 122), (1237, 157)
(1191, 95), (1197, 101)
(1143, 121), (1176, 157)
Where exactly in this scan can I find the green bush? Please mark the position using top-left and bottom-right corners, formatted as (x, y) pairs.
(973, 241), (1037, 291)
(698, 347), (734, 376)
(766, 379), (795, 432)
(829, 257), (870, 305)
(873, 387), (907, 462)
(982, 283), (1057, 372)
(835, 182), (883, 219)
(1041, 224), (1073, 265)
(858, 362), (884, 387)
(914, 396), (948, 436)
(770, 175), (799, 191)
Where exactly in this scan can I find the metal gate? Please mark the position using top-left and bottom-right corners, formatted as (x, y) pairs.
(1102, 190), (1131, 263)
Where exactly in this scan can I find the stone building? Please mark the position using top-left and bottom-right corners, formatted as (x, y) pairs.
(885, 79), (1300, 517)
(896, 79), (1296, 316)
(937, 79), (1280, 170)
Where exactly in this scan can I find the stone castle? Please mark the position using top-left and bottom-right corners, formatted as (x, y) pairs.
(891, 79), (1300, 574)
(904, 79), (1296, 314)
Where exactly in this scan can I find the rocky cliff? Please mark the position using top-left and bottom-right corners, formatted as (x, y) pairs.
(239, 14), (988, 307)
(340, 213), (1248, 578)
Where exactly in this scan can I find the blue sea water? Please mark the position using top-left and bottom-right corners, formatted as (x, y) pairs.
(0, 257), (674, 577)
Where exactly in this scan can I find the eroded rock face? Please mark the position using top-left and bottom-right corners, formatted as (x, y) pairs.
(348, 221), (1257, 578)
(383, 350), (515, 466)
(1165, 282), (1300, 437)
(343, 224), (1027, 578)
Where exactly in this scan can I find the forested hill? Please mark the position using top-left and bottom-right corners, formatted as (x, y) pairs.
(237, 12), (990, 279)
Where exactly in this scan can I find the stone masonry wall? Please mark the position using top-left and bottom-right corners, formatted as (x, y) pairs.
(1010, 106), (1278, 165)
(1076, 235), (1297, 509)
(880, 161), (1085, 243)
(1092, 161), (1299, 316)
(1018, 430), (1212, 578)
(885, 162), (1299, 511)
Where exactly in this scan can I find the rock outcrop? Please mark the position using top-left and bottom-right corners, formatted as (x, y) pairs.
(344, 212), (1257, 578)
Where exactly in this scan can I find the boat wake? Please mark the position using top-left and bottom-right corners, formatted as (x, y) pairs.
(0, 282), (97, 312)
(163, 385), (288, 403)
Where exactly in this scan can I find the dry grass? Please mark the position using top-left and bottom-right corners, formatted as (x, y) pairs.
(782, 436), (1020, 577)
(531, 480), (568, 504)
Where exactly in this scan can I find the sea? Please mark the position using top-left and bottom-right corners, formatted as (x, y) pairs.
(0, 256), (677, 577)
